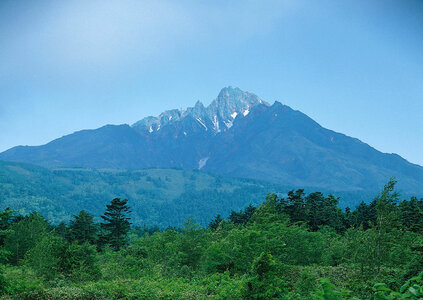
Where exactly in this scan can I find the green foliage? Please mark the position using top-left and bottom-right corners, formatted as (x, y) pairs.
(67, 210), (98, 245)
(209, 214), (223, 231)
(0, 161), (385, 229)
(4, 212), (48, 264)
(1, 179), (422, 299)
(311, 278), (357, 300)
(100, 198), (131, 251)
(245, 252), (286, 299)
(371, 271), (423, 299)
(399, 197), (423, 234)
(0, 265), (8, 294)
(25, 234), (64, 281)
(61, 242), (101, 282)
(229, 204), (257, 225)
(1, 266), (45, 296)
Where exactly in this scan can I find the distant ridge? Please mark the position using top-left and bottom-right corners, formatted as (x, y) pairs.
(1, 87), (423, 193)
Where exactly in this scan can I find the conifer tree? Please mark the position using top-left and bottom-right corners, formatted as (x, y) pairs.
(100, 198), (131, 251)
(209, 214), (223, 231)
(68, 210), (98, 245)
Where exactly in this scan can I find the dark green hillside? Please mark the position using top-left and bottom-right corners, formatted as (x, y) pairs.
(0, 161), (387, 227)
(0, 161), (286, 227)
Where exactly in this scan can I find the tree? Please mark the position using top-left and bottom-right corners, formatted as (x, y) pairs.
(0, 208), (17, 294)
(229, 205), (256, 225)
(374, 178), (400, 271)
(4, 212), (48, 264)
(68, 210), (98, 245)
(61, 242), (101, 282)
(25, 234), (64, 281)
(209, 214), (223, 231)
(281, 189), (307, 223)
(0, 208), (17, 247)
(351, 200), (377, 230)
(245, 252), (285, 299)
(100, 198), (131, 251)
(399, 197), (423, 234)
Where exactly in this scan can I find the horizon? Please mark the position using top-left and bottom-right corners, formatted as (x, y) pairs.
(1, 1), (423, 165)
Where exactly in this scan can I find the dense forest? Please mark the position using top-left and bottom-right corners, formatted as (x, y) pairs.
(0, 161), (382, 227)
(0, 179), (422, 299)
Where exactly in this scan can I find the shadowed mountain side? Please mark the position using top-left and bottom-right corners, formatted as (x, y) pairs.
(206, 102), (423, 192)
(0, 125), (155, 169)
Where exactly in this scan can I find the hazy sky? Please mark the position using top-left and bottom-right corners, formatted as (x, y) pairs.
(1, 0), (422, 165)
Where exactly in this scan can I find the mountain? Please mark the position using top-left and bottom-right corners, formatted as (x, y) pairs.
(1, 87), (423, 193)
(206, 101), (423, 191)
(132, 87), (268, 134)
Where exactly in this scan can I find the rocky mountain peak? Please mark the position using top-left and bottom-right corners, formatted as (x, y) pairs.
(132, 87), (269, 134)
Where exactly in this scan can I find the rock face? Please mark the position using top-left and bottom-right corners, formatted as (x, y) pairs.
(1, 87), (423, 192)
(132, 86), (267, 134)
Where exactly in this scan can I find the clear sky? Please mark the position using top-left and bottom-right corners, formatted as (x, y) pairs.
(1, 0), (422, 165)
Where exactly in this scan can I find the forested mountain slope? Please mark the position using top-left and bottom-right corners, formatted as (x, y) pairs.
(0, 160), (379, 227)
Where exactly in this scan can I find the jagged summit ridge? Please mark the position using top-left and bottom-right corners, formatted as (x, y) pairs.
(132, 87), (268, 134)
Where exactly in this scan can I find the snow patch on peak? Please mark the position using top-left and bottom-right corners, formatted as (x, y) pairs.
(212, 115), (220, 133)
(198, 157), (209, 170)
(196, 118), (208, 130)
(223, 120), (233, 129)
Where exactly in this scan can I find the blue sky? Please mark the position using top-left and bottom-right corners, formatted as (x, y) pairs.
(1, 0), (422, 165)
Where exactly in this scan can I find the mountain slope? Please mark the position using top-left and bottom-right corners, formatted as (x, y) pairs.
(1, 87), (423, 193)
(206, 102), (423, 191)
(0, 160), (290, 227)
(0, 160), (389, 227)
(0, 125), (154, 169)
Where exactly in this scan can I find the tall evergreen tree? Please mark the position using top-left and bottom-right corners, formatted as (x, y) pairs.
(209, 214), (223, 231)
(100, 198), (131, 251)
(68, 210), (98, 245)
(0, 208), (17, 247)
(282, 189), (307, 223)
(399, 197), (423, 233)
(229, 204), (256, 225)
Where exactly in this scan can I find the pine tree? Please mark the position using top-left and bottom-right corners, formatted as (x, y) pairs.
(68, 210), (98, 245)
(283, 189), (307, 223)
(0, 208), (17, 247)
(100, 198), (131, 251)
(399, 197), (423, 233)
(209, 214), (223, 231)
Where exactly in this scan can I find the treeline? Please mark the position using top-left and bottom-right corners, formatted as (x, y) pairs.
(225, 180), (423, 234)
(0, 179), (422, 299)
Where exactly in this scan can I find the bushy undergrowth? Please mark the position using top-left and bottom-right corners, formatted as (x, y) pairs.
(1, 180), (422, 299)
